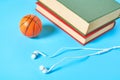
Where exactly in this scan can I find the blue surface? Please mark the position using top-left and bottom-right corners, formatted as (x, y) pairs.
(0, 0), (120, 80)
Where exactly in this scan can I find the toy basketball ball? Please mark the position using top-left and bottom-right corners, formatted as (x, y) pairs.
(20, 14), (42, 38)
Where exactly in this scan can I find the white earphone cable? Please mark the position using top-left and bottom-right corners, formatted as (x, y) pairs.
(49, 47), (104, 58)
(46, 46), (120, 73)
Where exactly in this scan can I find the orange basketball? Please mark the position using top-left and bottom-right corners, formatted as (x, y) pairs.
(20, 14), (42, 38)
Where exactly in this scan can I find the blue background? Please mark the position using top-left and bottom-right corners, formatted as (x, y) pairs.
(0, 0), (120, 80)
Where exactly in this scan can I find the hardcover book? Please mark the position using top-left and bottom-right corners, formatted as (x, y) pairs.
(36, 2), (115, 45)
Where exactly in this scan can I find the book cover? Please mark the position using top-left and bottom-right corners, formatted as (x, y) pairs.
(57, 0), (120, 22)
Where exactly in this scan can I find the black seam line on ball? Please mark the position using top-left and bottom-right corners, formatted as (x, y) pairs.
(25, 16), (36, 35)
(20, 15), (31, 27)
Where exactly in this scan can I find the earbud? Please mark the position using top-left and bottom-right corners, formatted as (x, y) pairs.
(39, 65), (55, 74)
(31, 50), (47, 59)
(39, 65), (49, 74)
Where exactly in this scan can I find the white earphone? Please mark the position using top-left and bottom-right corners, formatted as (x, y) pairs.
(39, 65), (48, 74)
(39, 65), (55, 74)
(31, 50), (47, 59)
(31, 46), (120, 74)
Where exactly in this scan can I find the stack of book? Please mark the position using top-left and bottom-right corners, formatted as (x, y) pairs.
(36, 0), (120, 45)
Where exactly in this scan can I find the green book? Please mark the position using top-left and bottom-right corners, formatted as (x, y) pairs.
(58, 0), (119, 22)
(38, 0), (120, 35)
